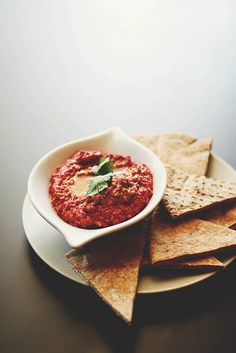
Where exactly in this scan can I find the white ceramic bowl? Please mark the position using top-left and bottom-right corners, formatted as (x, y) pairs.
(28, 127), (167, 248)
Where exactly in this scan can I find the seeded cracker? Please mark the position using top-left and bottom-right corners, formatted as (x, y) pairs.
(160, 257), (224, 270)
(162, 166), (236, 219)
(200, 203), (236, 229)
(133, 133), (212, 175)
(133, 133), (196, 156)
(142, 253), (224, 270)
(149, 209), (236, 265)
(65, 225), (146, 325)
(142, 212), (224, 270)
(135, 133), (220, 269)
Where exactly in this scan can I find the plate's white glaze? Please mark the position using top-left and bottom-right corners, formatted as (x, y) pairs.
(22, 154), (236, 294)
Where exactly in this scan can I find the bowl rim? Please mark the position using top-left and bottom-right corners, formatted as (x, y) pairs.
(27, 127), (167, 247)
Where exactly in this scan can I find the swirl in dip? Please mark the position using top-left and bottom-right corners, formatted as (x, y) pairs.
(49, 150), (153, 228)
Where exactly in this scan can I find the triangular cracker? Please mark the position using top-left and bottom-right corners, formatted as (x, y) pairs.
(65, 226), (146, 324)
(141, 210), (223, 270)
(149, 209), (236, 265)
(133, 133), (212, 175)
(162, 166), (236, 219)
(200, 203), (236, 229)
(142, 226), (224, 270)
(167, 138), (212, 176)
(133, 133), (196, 156)
(156, 257), (224, 270)
(142, 253), (224, 270)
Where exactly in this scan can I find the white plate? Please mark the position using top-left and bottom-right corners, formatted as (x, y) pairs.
(22, 154), (236, 294)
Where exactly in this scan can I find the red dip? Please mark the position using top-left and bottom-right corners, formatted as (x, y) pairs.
(49, 150), (153, 228)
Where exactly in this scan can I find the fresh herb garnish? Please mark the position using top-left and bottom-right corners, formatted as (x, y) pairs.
(87, 157), (114, 196)
(86, 173), (113, 196)
(92, 156), (114, 175)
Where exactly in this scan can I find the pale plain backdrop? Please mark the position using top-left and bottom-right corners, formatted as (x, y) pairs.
(2, 1), (236, 169)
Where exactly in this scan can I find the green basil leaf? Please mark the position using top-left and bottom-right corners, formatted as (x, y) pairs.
(86, 180), (108, 196)
(101, 172), (113, 181)
(92, 157), (114, 175)
(86, 173), (113, 196)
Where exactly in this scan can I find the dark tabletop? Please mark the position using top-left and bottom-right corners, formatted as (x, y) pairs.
(1, 2), (236, 353)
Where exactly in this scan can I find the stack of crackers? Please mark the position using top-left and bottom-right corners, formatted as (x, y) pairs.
(65, 133), (236, 325)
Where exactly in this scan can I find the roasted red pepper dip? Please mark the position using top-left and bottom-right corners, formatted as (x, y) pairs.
(49, 150), (153, 228)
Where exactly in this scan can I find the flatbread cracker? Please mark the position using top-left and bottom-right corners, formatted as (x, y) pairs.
(149, 209), (236, 265)
(142, 232), (224, 270)
(65, 226), (146, 324)
(141, 211), (224, 270)
(167, 138), (212, 176)
(133, 133), (196, 156)
(158, 257), (224, 270)
(142, 253), (224, 270)
(162, 166), (236, 219)
(200, 203), (236, 229)
(133, 133), (212, 175)
(141, 209), (223, 270)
